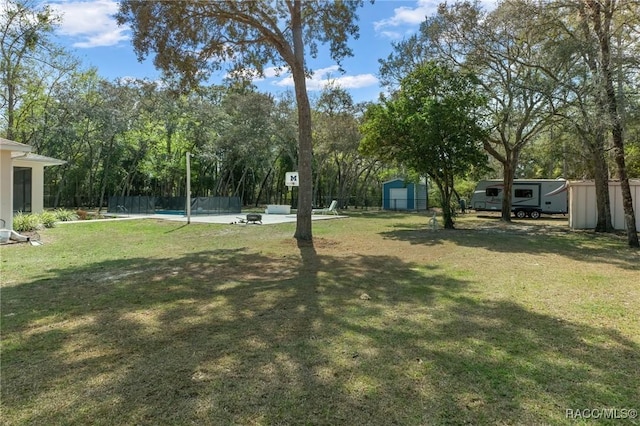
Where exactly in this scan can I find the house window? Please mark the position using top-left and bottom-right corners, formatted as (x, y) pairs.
(486, 188), (501, 196)
(515, 189), (533, 198)
(13, 167), (32, 213)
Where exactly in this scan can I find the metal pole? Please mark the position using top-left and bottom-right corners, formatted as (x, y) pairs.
(186, 151), (191, 224)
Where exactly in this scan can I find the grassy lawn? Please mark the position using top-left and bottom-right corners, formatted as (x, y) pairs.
(1, 212), (639, 425)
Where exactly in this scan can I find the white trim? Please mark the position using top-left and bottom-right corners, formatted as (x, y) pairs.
(13, 153), (66, 166)
(0, 138), (32, 153)
(382, 177), (404, 185)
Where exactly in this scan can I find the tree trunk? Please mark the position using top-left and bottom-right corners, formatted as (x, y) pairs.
(611, 142), (639, 246)
(53, 165), (69, 208)
(290, 1), (313, 241)
(255, 166), (273, 207)
(589, 134), (614, 232)
(215, 169), (227, 196)
(590, 0), (639, 247)
(313, 165), (322, 207)
(7, 81), (16, 141)
(610, 120), (639, 245)
(501, 162), (514, 222)
(233, 167), (248, 198)
(484, 140), (516, 223)
(436, 179), (454, 229)
(355, 164), (376, 209)
(97, 136), (116, 213)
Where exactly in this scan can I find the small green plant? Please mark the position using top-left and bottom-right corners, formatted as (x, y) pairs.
(12, 212), (42, 232)
(53, 209), (78, 222)
(38, 211), (58, 228)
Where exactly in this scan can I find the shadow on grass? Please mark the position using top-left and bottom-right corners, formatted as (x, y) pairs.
(2, 245), (638, 424)
(341, 210), (425, 220)
(380, 218), (640, 271)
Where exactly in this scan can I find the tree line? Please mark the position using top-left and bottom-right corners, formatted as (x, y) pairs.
(3, 0), (639, 246)
(362, 0), (640, 247)
(3, 1), (383, 216)
(6, 71), (383, 212)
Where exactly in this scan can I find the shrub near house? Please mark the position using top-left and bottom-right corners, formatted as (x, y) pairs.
(12, 209), (78, 232)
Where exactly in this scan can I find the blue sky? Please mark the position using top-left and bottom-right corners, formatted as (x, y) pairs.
(45, 0), (495, 103)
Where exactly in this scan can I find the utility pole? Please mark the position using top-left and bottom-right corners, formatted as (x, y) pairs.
(186, 152), (192, 224)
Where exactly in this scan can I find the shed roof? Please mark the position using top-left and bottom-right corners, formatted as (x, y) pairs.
(568, 179), (640, 186)
(382, 177), (427, 185)
(382, 177), (405, 185)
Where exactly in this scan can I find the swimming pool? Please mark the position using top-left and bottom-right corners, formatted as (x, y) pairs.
(155, 210), (185, 215)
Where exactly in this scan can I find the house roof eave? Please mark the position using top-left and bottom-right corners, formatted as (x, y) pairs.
(0, 137), (32, 153)
(12, 153), (66, 166)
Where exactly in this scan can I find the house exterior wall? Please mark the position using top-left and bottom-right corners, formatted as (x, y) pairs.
(1, 150), (13, 229)
(1, 139), (64, 230)
(569, 180), (640, 230)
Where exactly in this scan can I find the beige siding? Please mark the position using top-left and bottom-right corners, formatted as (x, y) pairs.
(569, 180), (640, 230)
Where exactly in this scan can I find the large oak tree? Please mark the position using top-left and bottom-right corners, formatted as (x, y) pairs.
(360, 62), (487, 229)
(576, 0), (638, 247)
(116, 0), (364, 241)
(379, 1), (567, 223)
(1, 0), (78, 142)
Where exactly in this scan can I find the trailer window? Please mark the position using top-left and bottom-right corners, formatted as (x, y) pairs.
(515, 189), (533, 198)
(486, 188), (500, 196)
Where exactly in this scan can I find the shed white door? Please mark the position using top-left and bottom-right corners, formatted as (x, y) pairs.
(389, 188), (407, 210)
(569, 180), (640, 230)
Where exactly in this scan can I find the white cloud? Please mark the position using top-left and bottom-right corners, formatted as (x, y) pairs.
(374, 0), (439, 33)
(374, 0), (497, 39)
(272, 65), (378, 91)
(330, 74), (380, 89)
(378, 30), (403, 40)
(48, 0), (128, 48)
(227, 64), (377, 91)
(250, 66), (286, 81)
(263, 67), (283, 78)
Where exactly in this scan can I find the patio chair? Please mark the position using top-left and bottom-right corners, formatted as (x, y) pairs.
(313, 200), (339, 215)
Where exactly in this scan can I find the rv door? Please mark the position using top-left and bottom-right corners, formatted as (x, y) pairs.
(512, 183), (541, 208)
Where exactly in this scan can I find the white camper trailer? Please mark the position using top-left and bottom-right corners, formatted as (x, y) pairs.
(471, 179), (568, 219)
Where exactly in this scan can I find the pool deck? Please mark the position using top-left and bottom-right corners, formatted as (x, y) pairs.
(60, 212), (346, 225)
(153, 213), (346, 225)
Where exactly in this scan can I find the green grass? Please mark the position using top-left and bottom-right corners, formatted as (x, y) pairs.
(1, 213), (639, 425)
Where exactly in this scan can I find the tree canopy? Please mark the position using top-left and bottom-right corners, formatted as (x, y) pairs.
(3, 0), (639, 245)
(360, 62), (487, 228)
